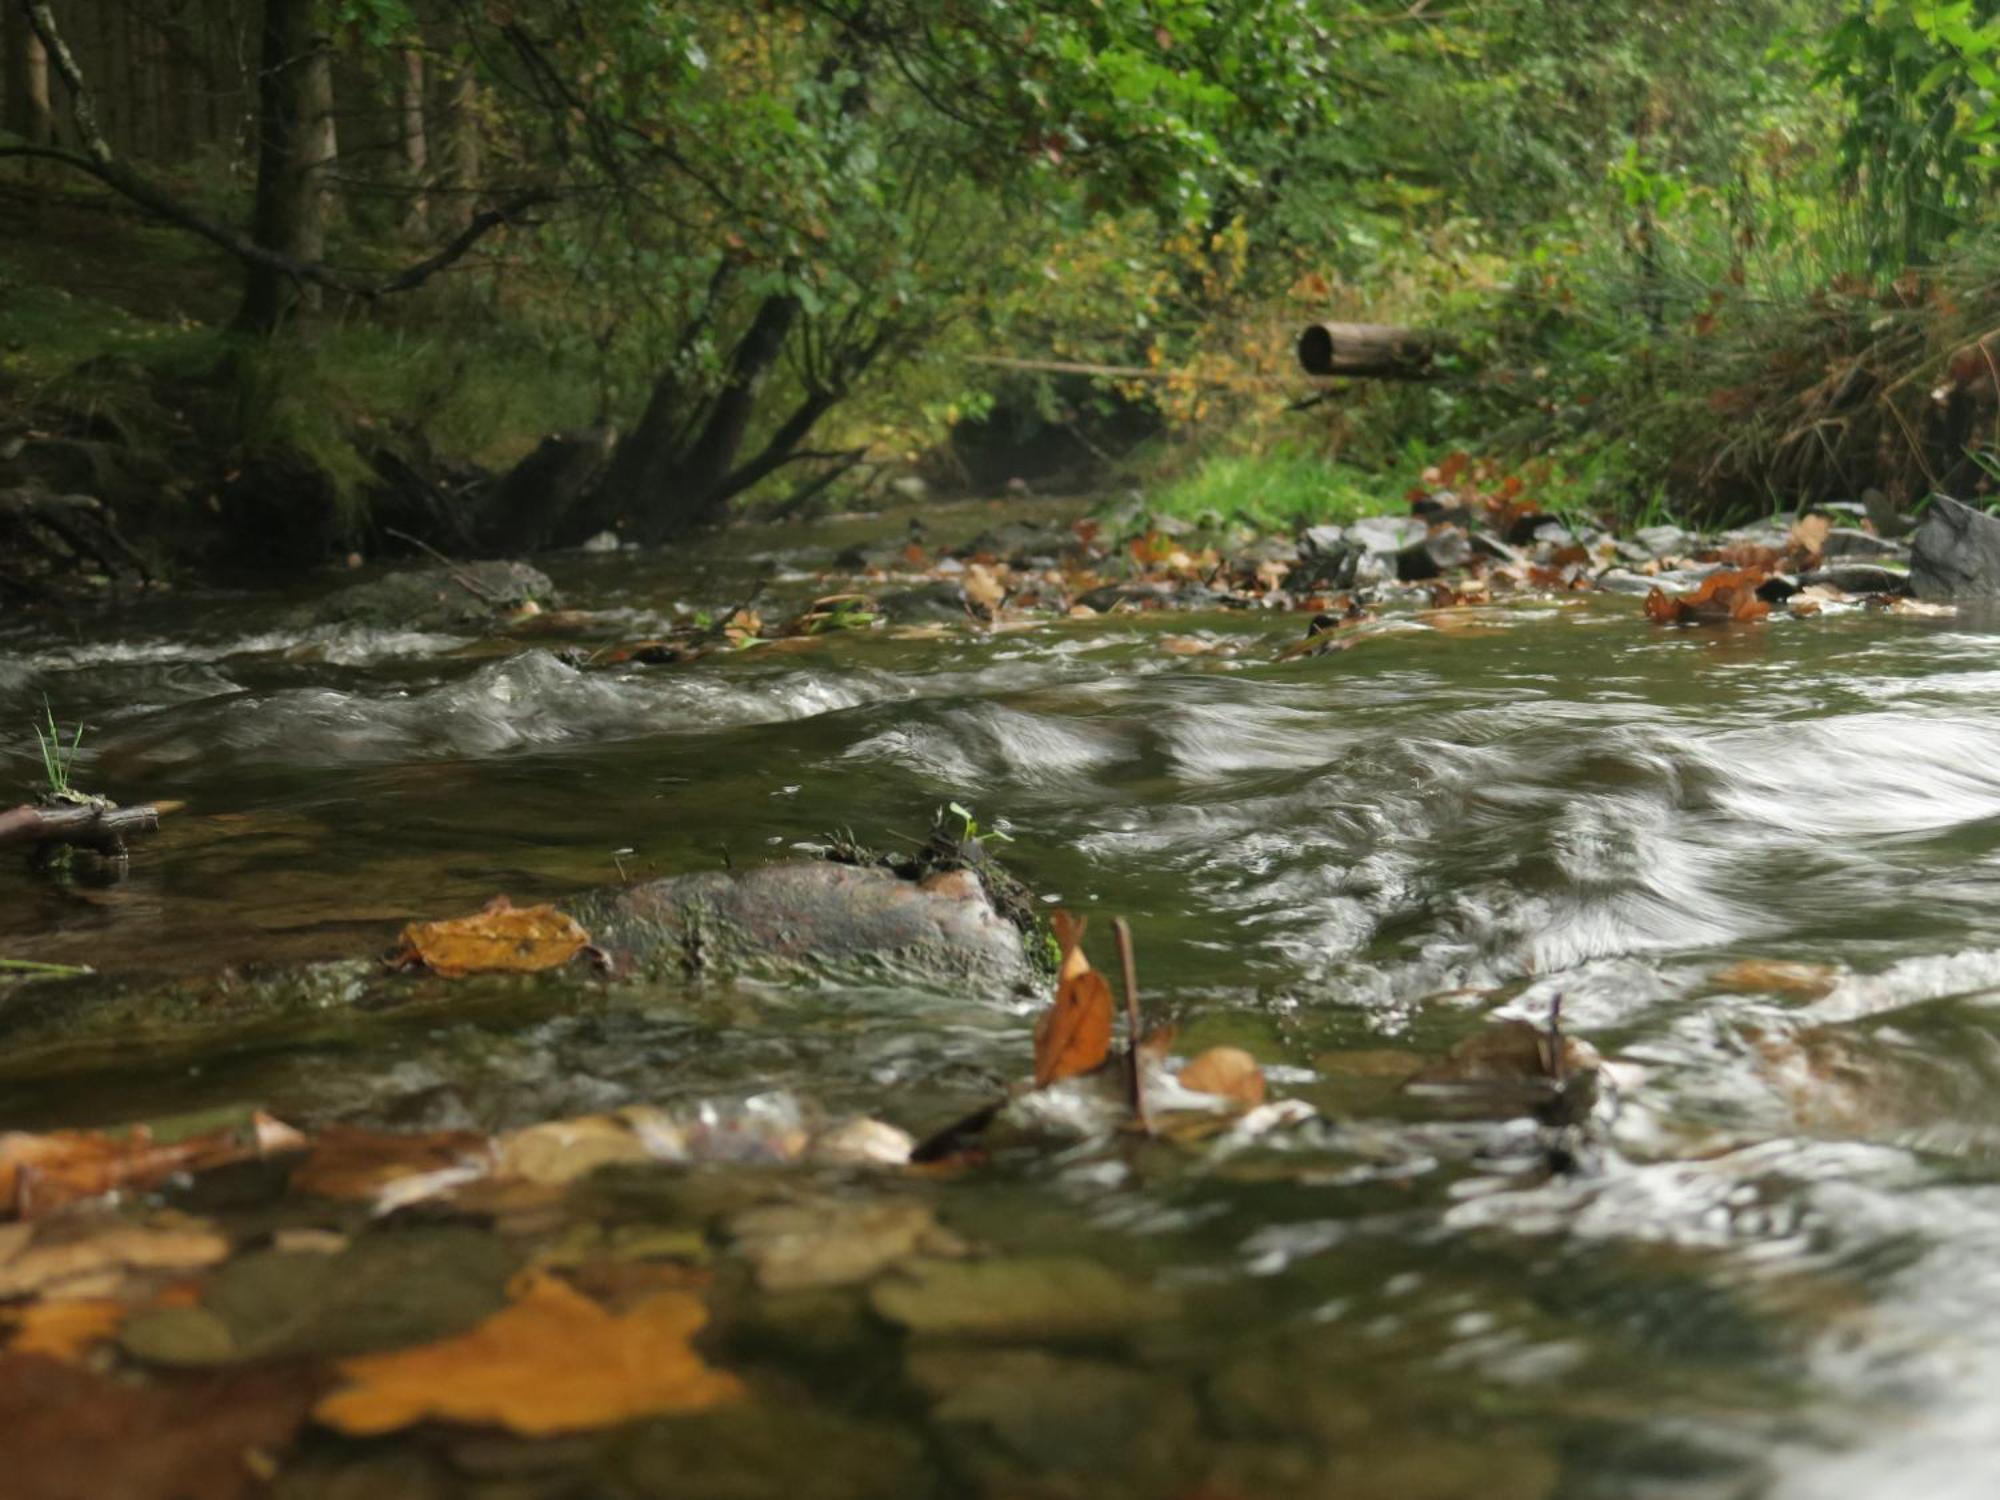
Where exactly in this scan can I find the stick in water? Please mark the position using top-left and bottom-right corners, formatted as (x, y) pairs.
(1112, 917), (1150, 1134)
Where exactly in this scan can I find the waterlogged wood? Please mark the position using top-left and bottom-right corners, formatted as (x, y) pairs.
(315, 1271), (742, 1436)
(1034, 913), (1114, 1087)
(1297, 321), (1438, 379)
(0, 798), (180, 854)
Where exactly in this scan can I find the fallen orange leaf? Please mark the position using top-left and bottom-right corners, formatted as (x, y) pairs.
(3, 1299), (128, 1362)
(1644, 567), (1771, 626)
(314, 1270), (742, 1436)
(289, 1126), (494, 1205)
(0, 1114), (302, 1218)
(1033, 912), (1114, 1088)
(1178, 1047), (1267, 1106)
(392, 895), (589, 977)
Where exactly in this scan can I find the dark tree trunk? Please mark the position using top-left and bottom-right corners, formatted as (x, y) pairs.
(574, 290), (802, 545)
(3, 0), (55, 159)
(236, 0), (331, 332)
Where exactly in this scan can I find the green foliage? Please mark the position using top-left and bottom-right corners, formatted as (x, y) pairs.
(33, 702), (84, 800)
(1818, 0), (2000, 270)
(1147, 451), (1403, 530)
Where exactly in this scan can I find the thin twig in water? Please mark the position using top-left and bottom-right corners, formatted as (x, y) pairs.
(1113, 917), (1150, 1134)
(381, 527), (504, 605)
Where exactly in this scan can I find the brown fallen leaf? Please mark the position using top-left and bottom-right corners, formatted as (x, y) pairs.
(3, 1299), (129, 1362)
(1033, 912), (1114, 1088)
(1178, 1046), (1267, 1106)
(0, 1354), (316, 1500)
(0, 1113), (303, 1219)
(1710, 958), (1839, 1000)
(1644, 566), (1771, 626)
(314, 1270), (742, 1436)
(392, 895), (590, 977)
(289, 1126), (494, 1206)
(0, 1213), (231, 1301)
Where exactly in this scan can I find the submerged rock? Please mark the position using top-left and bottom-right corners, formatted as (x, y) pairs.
(1910, 495), (2000, 601)
(574, 862), (1031, 990)
(306, 561), (558, 631)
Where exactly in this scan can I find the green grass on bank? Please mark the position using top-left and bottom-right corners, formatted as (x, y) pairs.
(1144, 450), (1408, 531)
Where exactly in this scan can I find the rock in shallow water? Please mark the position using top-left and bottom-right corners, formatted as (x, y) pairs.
(1911, 495), (2000, 601)
(574, 862), (1031, 990)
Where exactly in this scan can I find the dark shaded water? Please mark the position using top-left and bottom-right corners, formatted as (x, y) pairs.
(6, 500), (2000, 1497)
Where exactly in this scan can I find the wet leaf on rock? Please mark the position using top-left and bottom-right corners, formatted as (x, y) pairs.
(2, 1298), (130, 1362)
(315, 1270), (742, 1436)
(0, 1113), (303, 1218)
(0, 1212), (230, 1301)
(0, 1355), (316, 1500)
(1643, 567), (1771, 626)
(1710, 958), (1839, 1000)
(391, 895), (589, 977)
(288, 1125), (494, 1207)
(1177, 1047), (1267, 1106)
(1033, 913), (1114, 1088)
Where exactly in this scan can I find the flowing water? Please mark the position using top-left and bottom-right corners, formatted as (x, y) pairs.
(6, 499), (2000, 1497)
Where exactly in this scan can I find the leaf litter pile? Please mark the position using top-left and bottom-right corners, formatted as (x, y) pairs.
(0, 882), (1638, 1499)
(545, 454), (1946, 680)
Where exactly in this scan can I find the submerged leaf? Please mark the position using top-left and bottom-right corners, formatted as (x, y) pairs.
(392, 895), (589, 977)
(1033, 913), (1114, 1087)
(314, 1270), (742, 1436)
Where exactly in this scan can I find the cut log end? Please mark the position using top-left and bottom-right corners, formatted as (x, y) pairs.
(1297, 322), (1438, 380)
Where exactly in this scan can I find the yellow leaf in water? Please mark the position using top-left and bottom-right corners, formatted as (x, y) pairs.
(393, 896), (589, 977)
(315, 1271), (741, 1436)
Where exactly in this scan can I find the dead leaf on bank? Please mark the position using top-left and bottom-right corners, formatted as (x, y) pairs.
(1177, 1047), (1267, 1106)
(0, 1113), (302, 1219)
(963, 562), (1008, 612)
(1710, 958), (1839, 1000)
(0, 1355), (316, 1500)
(314, 1270), (742, 1437)
(1788, 513), (1831, 567)
(1033, 913), (1114, 1088)
(391, 895), (589, 977)
(1644, 567), (1771, 626)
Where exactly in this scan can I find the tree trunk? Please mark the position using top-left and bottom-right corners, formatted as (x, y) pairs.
(395, 45), (428, 237)
(3, 1), (55, 165)
(236, 0), (331, 332)
(582, 291), (802, 545)
(435, 56), (480, 231)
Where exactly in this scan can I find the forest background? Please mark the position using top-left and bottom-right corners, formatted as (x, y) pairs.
(5, 0), (2000, 575)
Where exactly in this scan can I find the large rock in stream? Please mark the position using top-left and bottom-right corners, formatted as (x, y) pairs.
(574, 862), (1031, 989)
(0, 862), (1033, 1070)
(300, 561), (559, 632)
(1910, 495), (2000, 601)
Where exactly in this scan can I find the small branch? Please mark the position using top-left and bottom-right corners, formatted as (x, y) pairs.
(0, 799), (183, 855)
(1112, 917), (1150, 1134)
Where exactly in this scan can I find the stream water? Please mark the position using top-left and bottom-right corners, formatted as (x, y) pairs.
(6, 498), (2000, 1497)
